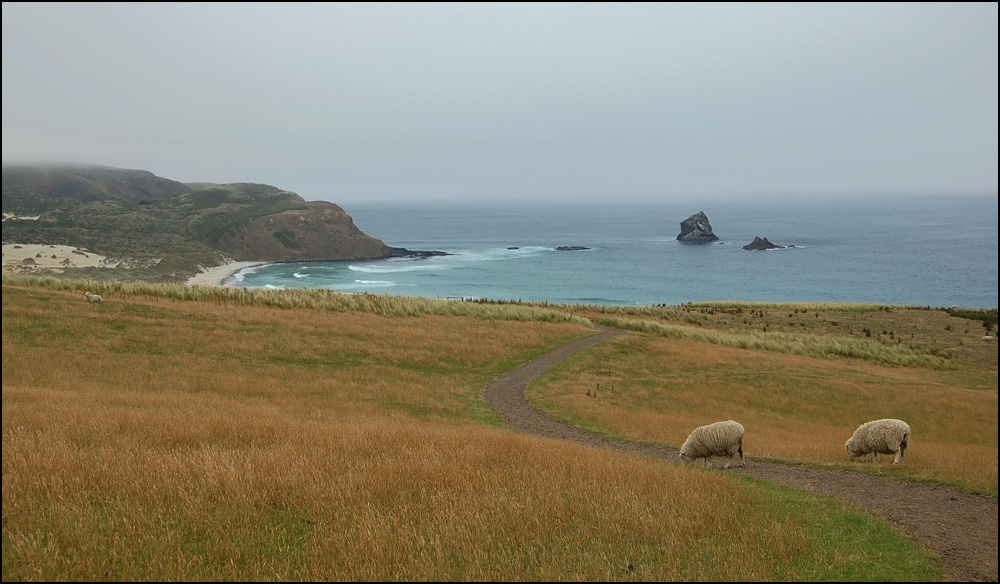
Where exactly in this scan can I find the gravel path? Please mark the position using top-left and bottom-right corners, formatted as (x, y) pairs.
(483, 327), (998, 582)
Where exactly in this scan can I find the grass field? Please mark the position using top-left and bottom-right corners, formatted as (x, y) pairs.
(5, 276), (992, 580)
(533, 303), (997, 493)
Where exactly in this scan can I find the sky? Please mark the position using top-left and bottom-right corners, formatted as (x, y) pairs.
(2, 2), (997, 205)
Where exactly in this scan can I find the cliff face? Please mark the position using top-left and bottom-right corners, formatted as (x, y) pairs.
(1, 164), (393, 271)
(237, 201), (389, 262)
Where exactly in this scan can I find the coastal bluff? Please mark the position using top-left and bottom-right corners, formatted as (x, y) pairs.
(1, 163), (430, 281)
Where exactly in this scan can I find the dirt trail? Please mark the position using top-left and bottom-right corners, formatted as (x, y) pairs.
(483, 327), (998, 582)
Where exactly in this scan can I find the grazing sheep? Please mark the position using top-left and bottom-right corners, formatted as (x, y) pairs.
(845, 418), (911, 464)
(679, 420), (745, 468)
(84, 291), (102, 303)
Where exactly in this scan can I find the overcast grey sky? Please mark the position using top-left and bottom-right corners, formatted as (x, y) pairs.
(3, 2), (997, 204)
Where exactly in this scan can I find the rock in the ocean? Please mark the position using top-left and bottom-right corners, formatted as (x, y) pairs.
(676, 211), (719, 243)
(386, 247), (452, 259)
(743, 236), (785, 251)
(556, 246), (590, 251)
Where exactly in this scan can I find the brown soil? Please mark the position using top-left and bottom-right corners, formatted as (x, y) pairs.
(483, 327), (998, 582)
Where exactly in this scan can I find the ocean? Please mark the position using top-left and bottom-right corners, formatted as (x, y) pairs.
(232, 194), (998, 309)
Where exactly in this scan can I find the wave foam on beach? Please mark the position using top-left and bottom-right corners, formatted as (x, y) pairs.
(186, 261), (268, 287)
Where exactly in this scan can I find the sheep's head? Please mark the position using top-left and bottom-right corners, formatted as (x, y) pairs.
(678, 451), (689, 464)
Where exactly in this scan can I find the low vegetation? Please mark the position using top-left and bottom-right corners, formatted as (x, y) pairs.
(2, 274), (591, 322)
(531, 302), (997, 494)
(5, 278), (991, 580)
(573, 301), (998, 370)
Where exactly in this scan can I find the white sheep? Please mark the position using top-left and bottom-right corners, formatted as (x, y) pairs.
(679, 420), (745, 468)
(84, 291), (102, 303)
(845, 418), (911, 464)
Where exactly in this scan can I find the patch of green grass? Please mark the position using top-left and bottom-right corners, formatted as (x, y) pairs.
(747, 478), (943, 581)
(272, 229), (301, 249)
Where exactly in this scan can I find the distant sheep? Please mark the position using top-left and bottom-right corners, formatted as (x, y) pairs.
(84, 291), (102, 303)
(845, 418), (911, 464)
(679, 420), (745, 468)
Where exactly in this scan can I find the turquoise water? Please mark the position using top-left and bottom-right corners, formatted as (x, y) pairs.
(233, 194), (998, 309)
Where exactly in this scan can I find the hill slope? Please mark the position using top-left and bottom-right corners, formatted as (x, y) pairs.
(2, 164), (392, 279)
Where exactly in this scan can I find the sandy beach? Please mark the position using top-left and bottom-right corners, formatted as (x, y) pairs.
(3, 242), (264, 288)
(185, 261), (267, 287)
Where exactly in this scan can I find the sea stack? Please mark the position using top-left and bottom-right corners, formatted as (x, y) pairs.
(743, 236), (785, 251)
(676, 211), (719, 243)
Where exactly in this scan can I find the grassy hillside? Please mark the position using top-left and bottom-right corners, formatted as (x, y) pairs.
(532, 303), (997, 493)
(3, 183), (305, 259)
(3, 278), (979, 580)
(2, 165), (391, 281)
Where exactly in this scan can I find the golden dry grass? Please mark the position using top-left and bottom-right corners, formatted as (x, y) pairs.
(3, 385), (937, 581)
(2, 284), (946, 580)
(529, 332), (998, 493)
(575, 302), (998, 370)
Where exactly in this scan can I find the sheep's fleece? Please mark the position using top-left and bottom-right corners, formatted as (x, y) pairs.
(845, 418), (911, 464)
(679, 420), (745, 467)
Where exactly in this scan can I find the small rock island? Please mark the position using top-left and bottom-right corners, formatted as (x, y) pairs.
(676, 211), (719, 243)
(743, 236), (785, 251)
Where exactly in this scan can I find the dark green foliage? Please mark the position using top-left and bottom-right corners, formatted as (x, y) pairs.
(182, 191), (306, 246)
(2, 186), (79, 214)
(944, 308), (998, 327)
(185, 188), (233, 210)
(273, 229), (301, 249)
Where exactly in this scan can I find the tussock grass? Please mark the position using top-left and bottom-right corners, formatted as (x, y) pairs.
(530, 333), (998, 494)
(2, 281), (944, 581)
(686, 301), (907, 312)
(587, 301), (899, 322)
(594, 315), (956, 369)
(2, 273), (586, 322)
(573, 299), (999, 370)
(2, 404), (939, 581)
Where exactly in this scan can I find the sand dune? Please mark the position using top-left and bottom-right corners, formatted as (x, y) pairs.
(3, 243), (263, 288)
(2, 243), (116, 272)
